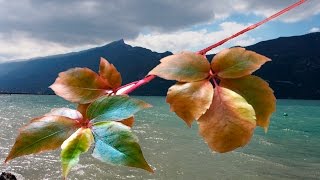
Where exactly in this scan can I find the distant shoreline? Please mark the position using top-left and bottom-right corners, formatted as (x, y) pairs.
(0, 92), (54, 95)
(0, 93), (166, 97)
(1, 93), (320, 100)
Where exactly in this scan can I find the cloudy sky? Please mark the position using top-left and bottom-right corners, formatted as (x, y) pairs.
(0, 0), (319, 62)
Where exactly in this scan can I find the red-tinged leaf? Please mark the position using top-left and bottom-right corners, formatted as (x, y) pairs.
(99, 57), (122, 89)
(61, 128), (94, 179)
(45, 108), (82, 120)
(5, 116), (78, 162)
(211, 47), (270, 78)
(77, 104), (90, 120)
(198, 86), (256, 153)
(120, 117), (135, 128)
(50, 68), (110, 104)
(166, 80), (213, 127)
(220, 75), (276, 132)
(148, 52), (210, 82)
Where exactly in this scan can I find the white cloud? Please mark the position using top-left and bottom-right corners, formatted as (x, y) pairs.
(237, 0), (320, 23)
(126, 22), (256, 54)
(309, 27), (320, 33)
(0, 0), (318, 62)
(0, 32), (97, 62)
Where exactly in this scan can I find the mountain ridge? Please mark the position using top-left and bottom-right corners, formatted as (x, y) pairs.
(0, 32), (319, 99)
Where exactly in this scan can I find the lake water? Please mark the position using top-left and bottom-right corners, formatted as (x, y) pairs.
(0, 95), (319, 180)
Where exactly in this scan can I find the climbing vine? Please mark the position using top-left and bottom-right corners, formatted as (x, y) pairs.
(4, 1), (306, 179)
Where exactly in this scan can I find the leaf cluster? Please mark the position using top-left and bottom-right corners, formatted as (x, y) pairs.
(5, 48), (276, 179)
(149, 48), (276, 153)
(6, 58), (153, 179)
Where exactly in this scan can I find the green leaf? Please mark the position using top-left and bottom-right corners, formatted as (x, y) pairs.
(92, 121), (153, 172)
(220, 75), (276, 132)
(5, 116), (78, 162)
(61, 128), (94, 179)
(45, 108), (82, 120)
(198, 86), (256, 153)
(87, 95), (152, 123)
(50, 68), (110, 104)
(148, 52), (210, 82)
(211, 47), (270, 79)
(99, 57), (122, 89)
(166, 80), (213, 127)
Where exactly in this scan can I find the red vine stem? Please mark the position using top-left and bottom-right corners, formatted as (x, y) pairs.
(198, 0), (307, 55)
(119, 0), (307, 95)
(121, 75), (155, 94)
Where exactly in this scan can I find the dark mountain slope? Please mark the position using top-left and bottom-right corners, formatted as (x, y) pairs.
(0, 32), (319, 99)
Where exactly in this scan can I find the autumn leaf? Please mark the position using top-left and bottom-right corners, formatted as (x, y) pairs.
(198, 86), (256, 153)
(5, 116), (78, 162)
(92, 121), (153, 172)
(166, 80), (213, 127)
(61, 128), (94, 179)
(99, 57), (122, 89)
(220, 75), (276, 131)
(148, 52), (210, 82)
(77, 104), (90, 120)
(211, 47), (270, 78)
(120, 117), (135, 128)
(45, 108), (83, 120)
(50, 68), (110, 104)
(87, 95), (152, 123)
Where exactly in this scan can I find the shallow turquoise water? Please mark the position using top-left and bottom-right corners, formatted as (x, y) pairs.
(0, 95), (319, 179)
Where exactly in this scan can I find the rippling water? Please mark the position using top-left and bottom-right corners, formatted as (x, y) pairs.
(0, 95), (319, 179)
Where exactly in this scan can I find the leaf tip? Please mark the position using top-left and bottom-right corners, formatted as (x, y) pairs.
(48, 83), (55, 90)
(4, 151), (15, 163)
(4, 157), (10, 164)
(144, 165), (154, 173)
(145, 103), (153, 108)
(186, 122), (192, 128)
(263, 126), (269, 133)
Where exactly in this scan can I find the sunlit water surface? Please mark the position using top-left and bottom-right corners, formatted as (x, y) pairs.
(0, 95), (319, 179)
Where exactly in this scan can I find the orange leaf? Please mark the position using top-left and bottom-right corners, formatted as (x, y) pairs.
(77, 104), (90, 120)
(99, 57), (122, 89)
(120, 117), (135, 128)
(166, 80), (213, 127)
(220, 75), (276, 132)
(50, 68), (110, 104)
(148, 52), (210, 82)
(198, 86), (256, 153)
(211, 47), (270, 78)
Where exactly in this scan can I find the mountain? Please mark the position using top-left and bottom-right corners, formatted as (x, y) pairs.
(246, 32), (320, 99)
(0, 32), (319, 99)
(0, 39), (173, 95)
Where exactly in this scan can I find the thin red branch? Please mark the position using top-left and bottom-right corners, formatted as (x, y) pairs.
(115, 80), (139, 92)
(212, 78), (218, 87)
(120, 75), (156, 94)
(198, 0), (307, 55)
(118, 0), (307, 95)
